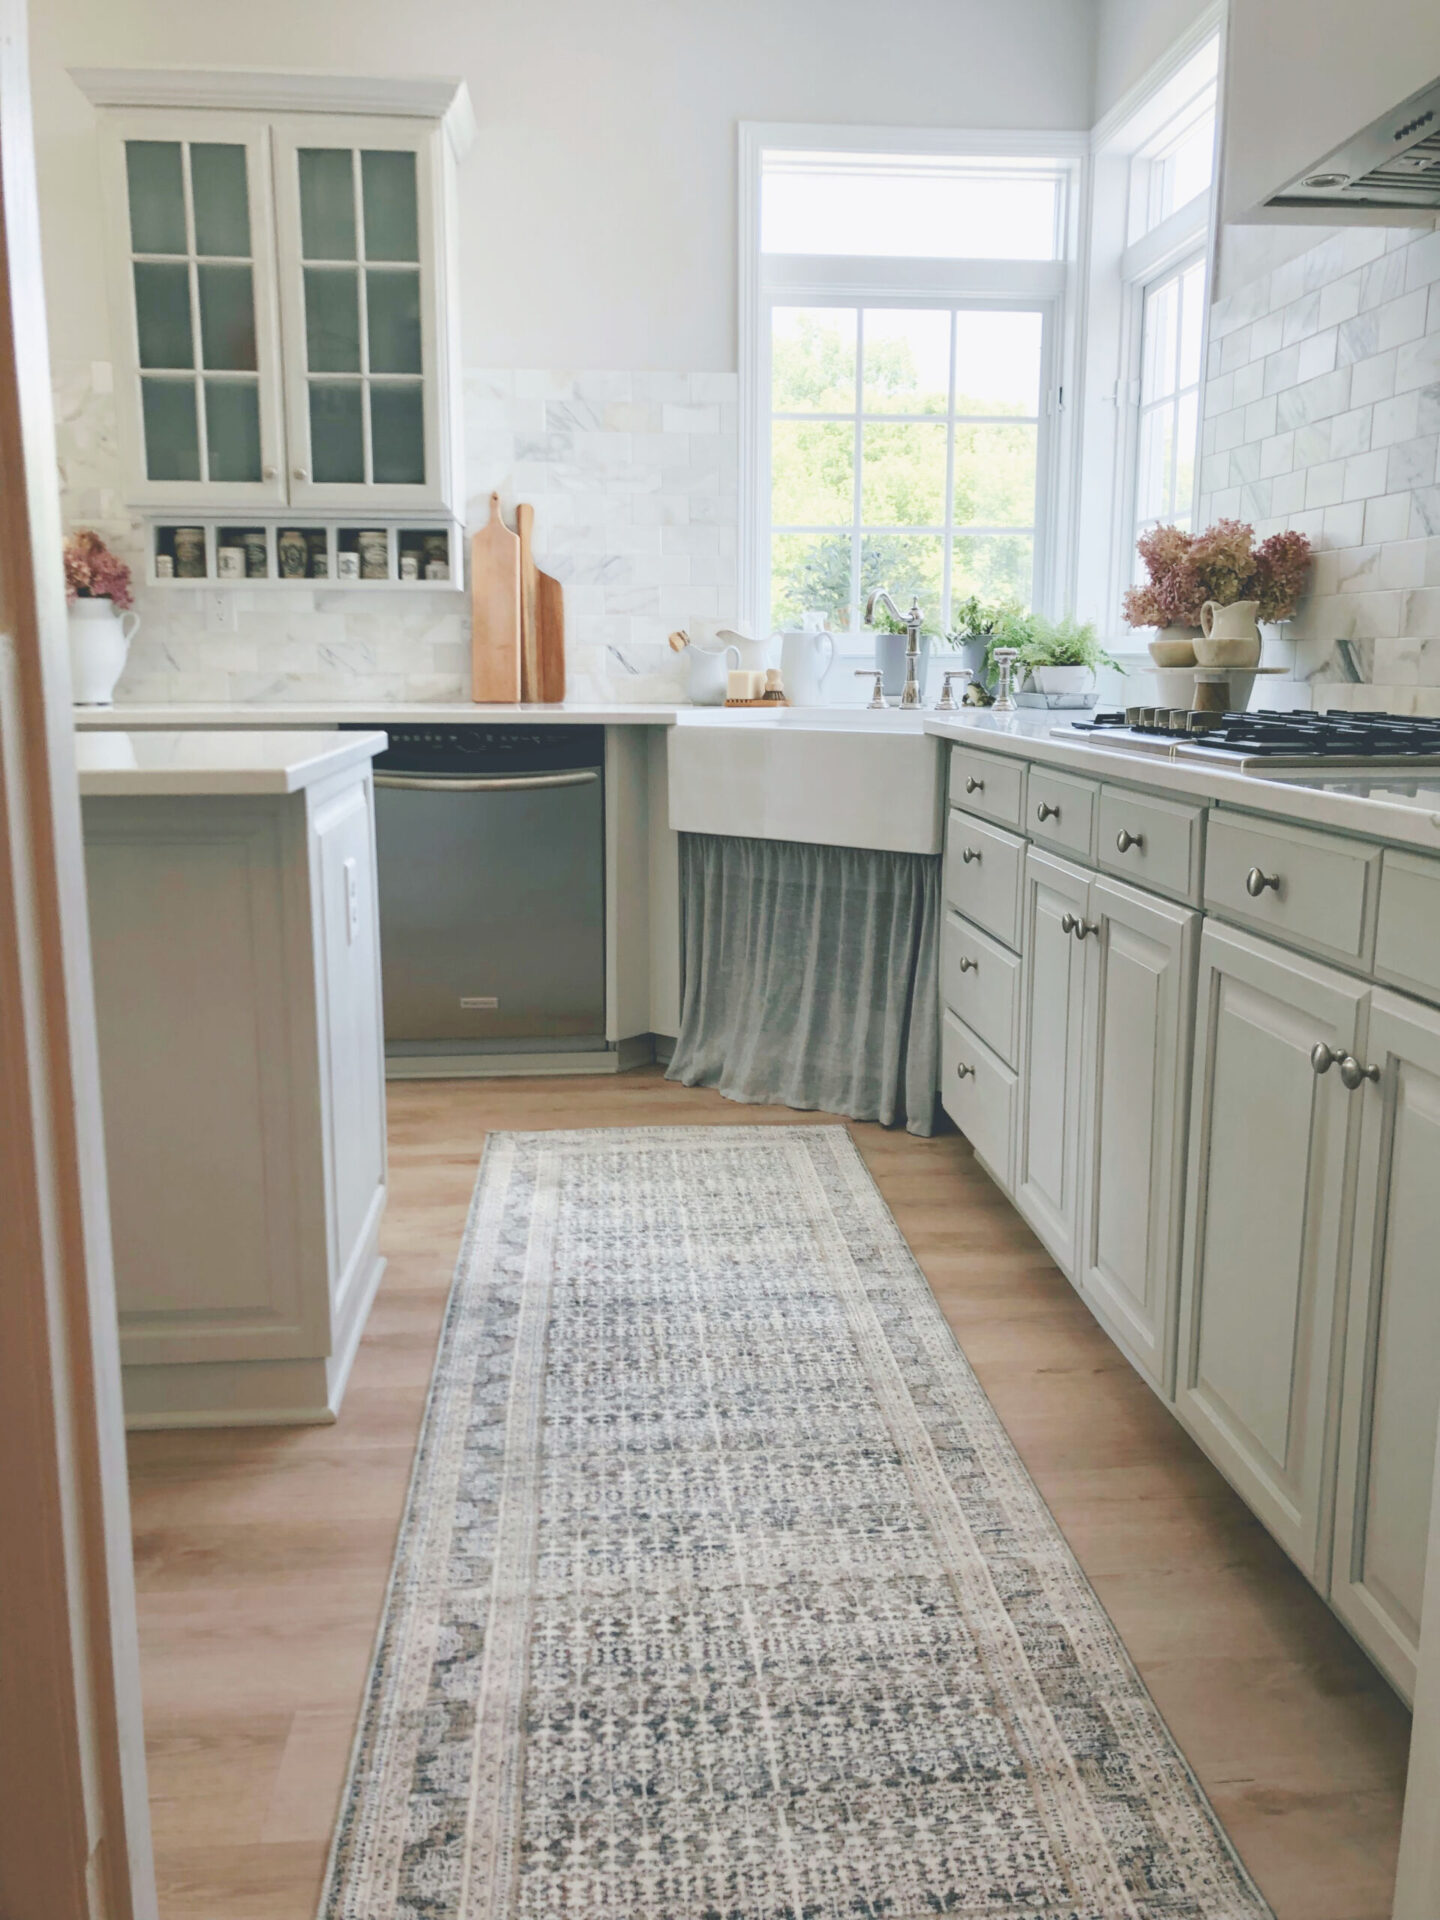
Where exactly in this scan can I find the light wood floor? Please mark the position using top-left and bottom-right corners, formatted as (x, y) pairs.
(127, 1071), (1411, 1919)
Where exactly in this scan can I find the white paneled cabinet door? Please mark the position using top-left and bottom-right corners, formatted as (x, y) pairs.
(100, 110), (286, 507)
(270, 116), (450, 511)
(1016, 848), (1091, 1273)
(1332, 989), (1440, 1702)
(1176, 922), (1366, 1581)
(1077, 877), (1198, 1392)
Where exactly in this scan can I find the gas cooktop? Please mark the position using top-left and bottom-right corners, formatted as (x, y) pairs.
(1054, 709), (1440, 770)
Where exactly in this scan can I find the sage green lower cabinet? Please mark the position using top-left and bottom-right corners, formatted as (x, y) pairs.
(1016, 847), (1091, 1273)
(1077, 877), (1198, 1392)
(1176, 921), (1367, 1582)
(1332, 989), (1440, 1703)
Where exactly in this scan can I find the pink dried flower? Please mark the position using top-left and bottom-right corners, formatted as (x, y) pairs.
(1124, 523), (1206, 628)
(1186, 518), (1261, 609)
(1253, 529), (1312, 623)
(63, 529), (133, 612)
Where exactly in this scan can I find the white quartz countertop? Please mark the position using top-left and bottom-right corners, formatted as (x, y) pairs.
(70, 700), (1440, 853)
(75, 729), (388, 796)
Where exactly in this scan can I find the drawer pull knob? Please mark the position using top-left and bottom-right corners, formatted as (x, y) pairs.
(961, 846), (981, 864)
(965, 775), (984, 794)
(1037, 801), (1061, 822)
(1245, 865), (1281, 897)
(1339, 1053), (1382, 1090)
(1310, 1042), (1339, 1075)
(1060, 911), (1078, 934)
(1073, 919), (1099, 940)
(958, 955), (978, 973)
(1116, 828), (1145, 853)
(955, 1062), (975, 1080)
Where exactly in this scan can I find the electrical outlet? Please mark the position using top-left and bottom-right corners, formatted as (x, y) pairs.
(204, 591), (238, 634)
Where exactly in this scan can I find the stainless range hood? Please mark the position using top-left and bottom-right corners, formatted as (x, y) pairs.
(1267, 73), (1440, 211)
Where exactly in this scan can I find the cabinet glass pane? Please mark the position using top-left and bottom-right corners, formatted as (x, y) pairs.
(361, 150), (419, 262)
(299, 149), (356, 260)
(370, 383), (424, 484)
(366, 269), (421, 373)
(304, 267), (360, 372)
(133, 262), (193, 368)
(126, 141), (186, 254)
(190, 144), (250, 257)
(204, 380), (262, 481)
(197, 264), (257, 370)
(141, 378), (200, 481)
(310, 381), (365, 482)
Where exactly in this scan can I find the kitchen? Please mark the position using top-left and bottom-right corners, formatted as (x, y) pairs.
(6, 0), (1440, 1917)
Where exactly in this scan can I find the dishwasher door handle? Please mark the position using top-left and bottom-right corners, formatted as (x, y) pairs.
(373, 769), (601, 793)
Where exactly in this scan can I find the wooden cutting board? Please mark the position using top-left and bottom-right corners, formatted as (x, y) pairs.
(535, 565), (566, 702)
(516, 501), (541, 701)
(470, 492), (520, 702)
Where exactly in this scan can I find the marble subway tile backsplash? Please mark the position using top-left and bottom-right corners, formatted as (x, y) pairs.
(53, 363), (739, 705)
(1200, 222), (1440, 715)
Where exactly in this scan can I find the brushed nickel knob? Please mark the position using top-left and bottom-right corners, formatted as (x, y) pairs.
(1037, 801), (1060, 822)
(1073, 919), (1099, 940)
(961, 846), (981, 864)
(965, 775), (984, 794)
(955, 1062), (975, 1080)
(1310, 1042), (1339, 1075)
(958, 955), (978, 973)
(1060, 911), (1079, 934)
(1339, 1053), (1382, 1090)
(1116, 828), (1144, 853)
(1245, 865), (1280, 897)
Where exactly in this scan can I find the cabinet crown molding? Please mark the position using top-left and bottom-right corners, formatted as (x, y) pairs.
(68, 67), (476, 157)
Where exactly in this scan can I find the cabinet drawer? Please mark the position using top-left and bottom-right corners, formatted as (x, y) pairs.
(940, 909), (1020, 1066)
(948, 746), (1026, 829)
(1098, 784), (1205, 903)
(944, 812), (1024, 949)
(1376, 848), (1440, 1001)
(941, 1007), (1015, 1189)
(1028, 766), (1096, 862)
(1205, 810), (1380, 968)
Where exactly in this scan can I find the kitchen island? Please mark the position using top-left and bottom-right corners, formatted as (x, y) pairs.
(79, 730), (389, 1428)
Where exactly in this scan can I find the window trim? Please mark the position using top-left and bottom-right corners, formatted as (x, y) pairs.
(738, 123), (1085, 638)
(1075, 9), (1224, 647)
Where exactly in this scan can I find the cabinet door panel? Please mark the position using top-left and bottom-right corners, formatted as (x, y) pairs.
(1079, 878), (1197, 1391)
(100, 110), (285, 508)
(1333, 991), (1440, 1701)
(272, 115), (448, 511)
(1177, 923), (1365, 1580)
(1016, 848), (1090, 1273)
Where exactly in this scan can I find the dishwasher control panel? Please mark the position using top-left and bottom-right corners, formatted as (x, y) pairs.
(343, 722), (605, 777)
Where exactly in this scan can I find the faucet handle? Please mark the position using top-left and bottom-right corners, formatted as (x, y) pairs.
(936, 668), (972, 712)
(854, 669), (888, 710)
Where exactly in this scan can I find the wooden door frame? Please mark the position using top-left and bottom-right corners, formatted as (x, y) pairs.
(0, 0), (156, 1913)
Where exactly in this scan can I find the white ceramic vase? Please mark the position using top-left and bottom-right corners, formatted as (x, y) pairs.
(1195, 598), (1261, 669)
(685, 642), (741, 706)
(67, 597), (138, 706)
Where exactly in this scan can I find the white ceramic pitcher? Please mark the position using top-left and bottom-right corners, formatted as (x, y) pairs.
(777, 628), (835, 706)
(685, 641), (741, 706)
(1195, 597), (1261, 669)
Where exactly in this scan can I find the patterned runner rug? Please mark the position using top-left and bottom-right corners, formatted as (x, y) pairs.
(322, 1125), (1271, 1920)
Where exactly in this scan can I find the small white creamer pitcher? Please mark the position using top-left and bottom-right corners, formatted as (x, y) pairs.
(777, 628), (835, 706)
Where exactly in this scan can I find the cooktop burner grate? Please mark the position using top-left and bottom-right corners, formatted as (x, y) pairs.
(1068, 710), (1440, 760)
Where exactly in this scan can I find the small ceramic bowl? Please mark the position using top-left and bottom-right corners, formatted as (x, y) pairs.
(1148, 635), (1197, 668)
(1193, 633), (1261, 669)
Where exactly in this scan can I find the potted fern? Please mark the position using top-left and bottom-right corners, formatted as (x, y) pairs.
(1015, 616), (1121, 707)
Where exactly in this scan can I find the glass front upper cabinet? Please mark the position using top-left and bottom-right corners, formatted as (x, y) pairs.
(100, 106), (456, 513)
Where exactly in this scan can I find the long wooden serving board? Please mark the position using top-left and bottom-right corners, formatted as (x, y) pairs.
(516, 501), (566, 702)
(470, 492), (521, 702)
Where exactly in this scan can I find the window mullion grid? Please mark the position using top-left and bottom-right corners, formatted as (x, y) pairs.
(851, 306), (863, 632)
(179, 139), (210, 484)
(942, 307), (956, 631)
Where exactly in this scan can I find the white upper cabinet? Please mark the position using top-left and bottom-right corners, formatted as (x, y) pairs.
(83, 73), (471, 513)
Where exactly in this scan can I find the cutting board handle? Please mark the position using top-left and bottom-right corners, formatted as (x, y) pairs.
(487, 490), (504, 525)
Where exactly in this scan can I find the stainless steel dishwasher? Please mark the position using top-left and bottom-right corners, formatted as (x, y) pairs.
(357, 723), (606, 1068)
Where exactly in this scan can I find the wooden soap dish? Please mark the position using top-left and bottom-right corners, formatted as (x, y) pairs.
(724, 695), (790, 707)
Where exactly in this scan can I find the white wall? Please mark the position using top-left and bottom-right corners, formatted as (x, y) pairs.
(1093, 0), (1208, 122)
(31, 0), (1098, 375)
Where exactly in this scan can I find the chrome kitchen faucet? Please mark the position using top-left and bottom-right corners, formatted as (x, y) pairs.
(866, 589), (927, 709)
